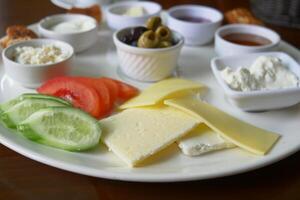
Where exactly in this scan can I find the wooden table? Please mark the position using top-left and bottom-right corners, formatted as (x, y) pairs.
(1, 1), (300, 199)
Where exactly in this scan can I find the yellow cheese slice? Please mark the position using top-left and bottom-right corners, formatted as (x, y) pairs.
(164, 97), (280, 155)
(100, 106), (199, 167)
(119, 78), (205, 109)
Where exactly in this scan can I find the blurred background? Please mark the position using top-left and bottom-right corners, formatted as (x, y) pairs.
(0, 0), (299, 47)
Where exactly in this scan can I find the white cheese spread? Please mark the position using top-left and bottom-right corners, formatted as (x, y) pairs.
(221, 56), (299, 91)
(50, 19), (96, 34)
(14, 44), (68, 65)
(178, 125), (235, 156)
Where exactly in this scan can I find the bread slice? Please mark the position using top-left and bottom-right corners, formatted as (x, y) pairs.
(1, 25), (38, 48)
(225, 8), (263, 25)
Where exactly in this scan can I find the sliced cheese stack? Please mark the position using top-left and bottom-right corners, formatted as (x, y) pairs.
(165, 96), (280, 155)
(120, 78), (205, 109)
(100, 106), (199, 167)
(101, 78), (280, 167)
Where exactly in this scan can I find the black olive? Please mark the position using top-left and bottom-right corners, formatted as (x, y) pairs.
(120, 34), (133, 44)
(130, 26), (148, 41)
(131, 40), (138, 47)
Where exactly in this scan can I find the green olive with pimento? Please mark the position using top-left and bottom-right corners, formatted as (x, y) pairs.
(120, 16), (176, 49)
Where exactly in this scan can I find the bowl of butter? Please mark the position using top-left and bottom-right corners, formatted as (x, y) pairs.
(106, 1), (162, 30)
(211, 51), (300, 111)
(38, 14), (98, 52)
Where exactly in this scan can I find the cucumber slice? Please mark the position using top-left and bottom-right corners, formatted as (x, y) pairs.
(0, 93), (71, 113)
(17, 107), (101, 151)
(1, 98), (69, 128)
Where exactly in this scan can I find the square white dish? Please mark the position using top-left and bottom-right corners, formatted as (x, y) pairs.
(211, 51), (300, 111)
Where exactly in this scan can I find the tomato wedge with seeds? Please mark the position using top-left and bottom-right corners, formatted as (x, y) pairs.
(37, 77), (102, 118)
(74, 77), (111, 118)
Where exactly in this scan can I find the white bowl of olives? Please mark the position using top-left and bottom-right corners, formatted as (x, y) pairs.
(113, 17), (184, 82)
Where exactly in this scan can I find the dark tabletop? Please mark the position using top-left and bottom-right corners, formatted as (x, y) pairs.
(1, 0), (300, 199)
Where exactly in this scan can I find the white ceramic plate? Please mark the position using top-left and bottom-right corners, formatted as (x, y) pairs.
(0, 24), (300, 182)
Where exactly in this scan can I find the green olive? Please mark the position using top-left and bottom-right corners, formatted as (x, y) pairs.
(146, 16), (162, 31)
(158, 40), (172, 48)
(137, 30), (159, 48)
(155, 26), (172, 42)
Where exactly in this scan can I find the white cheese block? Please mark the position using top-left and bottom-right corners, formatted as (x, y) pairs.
(178, 124), (236, 156)
(100, 106), (199, 167)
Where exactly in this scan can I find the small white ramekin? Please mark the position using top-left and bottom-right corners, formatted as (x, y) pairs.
(113, 27), (184, 82)
(38, 14), (98, 53)
(215, 24), (280, 56)
(166, 5), (223, 46)
(2, 39), (74, 88)
(106, 1), (162, 30)
(211, 51), (300, 111)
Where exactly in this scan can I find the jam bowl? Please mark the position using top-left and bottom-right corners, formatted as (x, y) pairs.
(215, 24), (280, 56)
(166, 5), (223, 46)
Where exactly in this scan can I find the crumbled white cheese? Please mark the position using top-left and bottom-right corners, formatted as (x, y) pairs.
(221, 56), (299, 91)
(14, 44), (68, 65)
(178, 125), (236, 156)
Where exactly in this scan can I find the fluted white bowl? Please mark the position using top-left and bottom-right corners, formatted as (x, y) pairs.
(113, 27), (184, 82)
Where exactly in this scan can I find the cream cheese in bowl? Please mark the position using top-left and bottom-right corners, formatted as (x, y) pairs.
(50, 19), (96, 34)
(38, 14), (98, 52)
(221, 56), (299, 91)
(211, 52), (300, 111)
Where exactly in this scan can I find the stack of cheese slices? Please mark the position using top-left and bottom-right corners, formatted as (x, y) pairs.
(99, 78), (280, 167)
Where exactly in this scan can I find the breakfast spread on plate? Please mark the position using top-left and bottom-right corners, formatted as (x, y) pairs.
(1, 2), (300, 171)
(221, 56), (299, 91)
(0, 25), (38, 48)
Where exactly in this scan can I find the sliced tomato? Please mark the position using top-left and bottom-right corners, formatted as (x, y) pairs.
(98, 77), (119, 107)
(113, 79), (139, 101)
(74, 77), (111, 117)
(37, 77), (102, 118)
